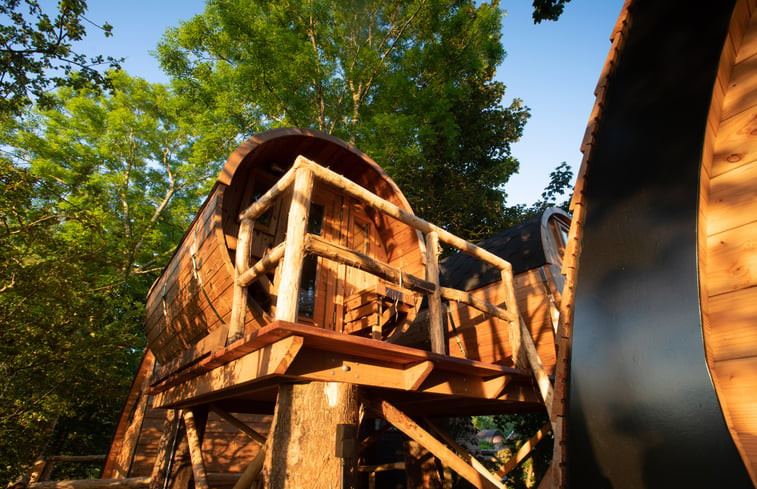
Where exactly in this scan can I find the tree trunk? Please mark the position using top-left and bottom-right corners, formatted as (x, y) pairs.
(261, 382), (359, 488)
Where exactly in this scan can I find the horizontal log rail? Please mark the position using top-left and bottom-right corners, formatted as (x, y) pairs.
(303, 234), (436, 295)
(238, 165), (298, 221)
(440, 287), (517, 323)
(236, 242), (286, 287)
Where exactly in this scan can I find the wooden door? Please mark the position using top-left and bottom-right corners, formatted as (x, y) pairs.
(296, 185), (344, 330)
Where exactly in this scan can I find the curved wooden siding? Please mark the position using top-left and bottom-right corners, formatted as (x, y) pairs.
(700, 0), (757, 482)
(145, 128), (424, 364)
(441, 208), (570, 369)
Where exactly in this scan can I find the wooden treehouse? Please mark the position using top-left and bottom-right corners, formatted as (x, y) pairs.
(30, 1), (757, 488)
(46, 128), (567, 489)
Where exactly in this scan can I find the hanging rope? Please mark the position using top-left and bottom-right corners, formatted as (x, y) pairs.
(162, 282), (170, 324)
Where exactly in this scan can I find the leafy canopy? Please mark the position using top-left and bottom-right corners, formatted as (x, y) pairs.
(0, 71), (212, 483)
(0, 0), (121, 115)
(157, 0), (529, 241)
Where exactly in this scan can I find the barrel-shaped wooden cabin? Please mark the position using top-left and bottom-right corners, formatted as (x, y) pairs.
(93, 129), (569, 488)
(145, 127), (425, 366)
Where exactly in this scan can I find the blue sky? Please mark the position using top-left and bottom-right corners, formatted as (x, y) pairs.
(77, 1), (624, 206)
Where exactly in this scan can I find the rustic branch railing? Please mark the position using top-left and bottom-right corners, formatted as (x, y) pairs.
(226, 155), (553, 410)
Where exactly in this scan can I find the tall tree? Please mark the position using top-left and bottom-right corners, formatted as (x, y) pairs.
(0, 0), (121, 116)
(157, 0), (528, 241)
(0, 71), (211, 484)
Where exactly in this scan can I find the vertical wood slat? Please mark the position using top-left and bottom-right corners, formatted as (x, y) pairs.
(425, 231), (445, 354)
(228, 218), (255, 345)
(275, 167), (315, 322)
(182, 410), (209, 489)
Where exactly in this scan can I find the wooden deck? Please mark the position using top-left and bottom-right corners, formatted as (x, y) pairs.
(148, 321), (541, 415)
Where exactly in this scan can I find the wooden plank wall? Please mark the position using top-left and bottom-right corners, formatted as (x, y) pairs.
(145, 190), (244, 364)
(126, 404), (270, 477)
(445, 267), (559, 373)
(700, 0), (757, 483)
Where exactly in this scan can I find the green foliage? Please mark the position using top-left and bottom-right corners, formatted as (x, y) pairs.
(157, 0), (529, 242)
(531, 161), (573, 213)
(0, 0), (122, 115)
(0, 72), (212, 483)
(531, 0), (572, 23)
(473, 412), (553, 488)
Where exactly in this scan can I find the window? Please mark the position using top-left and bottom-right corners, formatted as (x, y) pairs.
(298, 204), (325, 318)
(549, 216), (570, 260)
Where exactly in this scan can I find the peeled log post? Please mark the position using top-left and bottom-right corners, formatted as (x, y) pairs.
(425, 232), (445, 354)
(261, 382), (359, 488)
(182, 410), (209, 489)
(275, 167), (314, 322)
(228, 217), (255, 344)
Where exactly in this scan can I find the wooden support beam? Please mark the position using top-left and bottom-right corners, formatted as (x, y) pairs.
(236, 242), (286, 287)
(29, 478), (151, 489)
(298, 157), (513, 272)
(425, 231), (445, 354)
(208, 404), (266, 445)
(497, 422), (552, 478)
(304, 233), (435, 294)
(149, 410), (180, 489)
(362, 394), (501, 489)
(228, 217), (255, 344)
(275, 166), (314, 322)
(439, 287), (517, 323)
(182, 410), (209, 489)
(153, 336), (304, 408)
(286, 350), (434, 391)
(423, 418), (504, 489)
(418, 370), (509, 399)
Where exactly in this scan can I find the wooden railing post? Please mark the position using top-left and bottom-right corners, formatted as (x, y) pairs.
(228, 217), (255, 345)
(425, 231), (445, 354)
(275, 167), (314, 322)
(501, 268), (525, 369)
